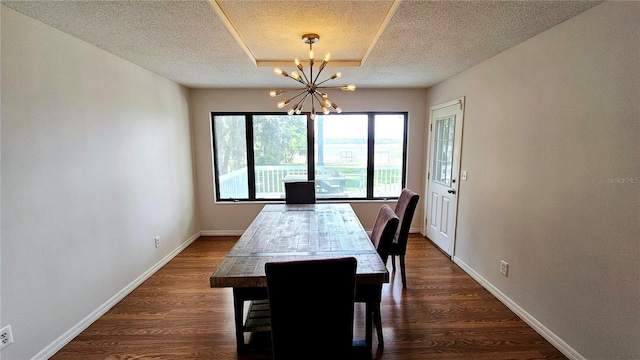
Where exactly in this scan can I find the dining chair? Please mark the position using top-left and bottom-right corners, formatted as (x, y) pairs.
(388, 188), (420, 288)
(365, 204), (398, 345)
(284, 180), (316, 204)
(370, 204), (400, 267)
(265, 257), (357, 359)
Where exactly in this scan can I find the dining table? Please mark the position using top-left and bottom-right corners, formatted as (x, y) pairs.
(210, 203), (389, 354)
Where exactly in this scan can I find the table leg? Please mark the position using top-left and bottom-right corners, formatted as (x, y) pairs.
(365, 301), (373, 349)
(356, 283), (383, 349)
(231, 287), (269, 355)
(372, 301), (383, 346)
(232, 288), (246, 354)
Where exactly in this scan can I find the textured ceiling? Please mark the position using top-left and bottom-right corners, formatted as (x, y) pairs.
(2, 0), (602, 89)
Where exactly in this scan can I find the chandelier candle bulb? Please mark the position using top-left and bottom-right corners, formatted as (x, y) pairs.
(277, 69), (289, 77)
(319, 53), (330, 71)
(277, 98), (292, 108)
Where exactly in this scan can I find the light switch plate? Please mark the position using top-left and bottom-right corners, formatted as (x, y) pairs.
(461, 170), (468, 181)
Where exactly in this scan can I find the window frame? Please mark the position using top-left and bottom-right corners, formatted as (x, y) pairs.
(211, 111), (409, 202)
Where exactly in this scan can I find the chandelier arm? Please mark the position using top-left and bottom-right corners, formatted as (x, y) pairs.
(298, 66), (311, 85)
(287, 90), (309, 114)
(312, 92), (329, 113)
(277, 89), (308, 101)
(290, 89), (310, 100)
(299, 92), (310, 103)
(289, 76), (307, 85)
(312, 92), (323, 105)
(276, 89), (309, 109)
(313, 62), (328, 85)
(295, 93), (311, 112)
(315, 78), (338, 87)
(277, 87), (309, 95)
(284, 90), (310, 107)
(317, 84), (356, 91)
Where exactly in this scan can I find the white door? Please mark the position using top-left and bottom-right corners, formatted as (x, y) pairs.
(425, 98), (464, 257)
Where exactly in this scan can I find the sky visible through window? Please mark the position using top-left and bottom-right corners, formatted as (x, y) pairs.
(320, 114), (404, 139)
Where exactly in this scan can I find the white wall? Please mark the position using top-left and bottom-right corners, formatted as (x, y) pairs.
(1, 7), (199, 359)
(426, 2), (639, 359)
(190, 88), (428, 233)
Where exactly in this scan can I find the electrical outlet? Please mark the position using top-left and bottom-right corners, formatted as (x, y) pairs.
(1, 325), (13, 351)
(155, 236), (160, 248)
(500, 260), (509, 277)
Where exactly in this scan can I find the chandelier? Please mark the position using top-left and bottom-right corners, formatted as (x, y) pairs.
(270, 34), (356, 119)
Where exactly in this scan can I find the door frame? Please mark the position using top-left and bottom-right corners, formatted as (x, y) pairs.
(423, 96), (465, 258)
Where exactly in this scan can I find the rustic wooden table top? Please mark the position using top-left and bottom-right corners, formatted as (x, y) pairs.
(210, 203), (389, 288)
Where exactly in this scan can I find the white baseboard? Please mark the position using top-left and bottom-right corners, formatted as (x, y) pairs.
(33, 232), (201, 360)
(199, 230), (244, 236)
(453, 256), (586, 360)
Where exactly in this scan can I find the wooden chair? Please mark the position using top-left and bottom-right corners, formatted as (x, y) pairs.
(365, 204), (398, 345)
(284, 181), (316, 204)
(388, 188), (420, 288)
(265, 257), (357, 359)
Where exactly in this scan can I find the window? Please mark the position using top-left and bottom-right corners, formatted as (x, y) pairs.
(432, 115), (455, 186)
(212, 112), (408, 201)
(373, 114), (406, 197)
(253, 115), (307, 198)
(213, 115), (248, 199)
(314, 114), (367, 199)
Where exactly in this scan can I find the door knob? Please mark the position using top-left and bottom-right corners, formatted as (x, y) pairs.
(447, 189), (456, 194)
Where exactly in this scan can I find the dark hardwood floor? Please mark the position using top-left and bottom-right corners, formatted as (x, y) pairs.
(51, 234), (566, 359)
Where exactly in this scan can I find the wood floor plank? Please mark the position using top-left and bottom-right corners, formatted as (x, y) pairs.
(51, 235), (566, 359)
